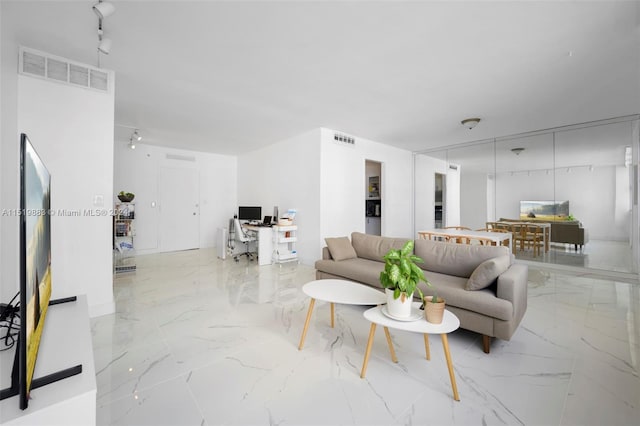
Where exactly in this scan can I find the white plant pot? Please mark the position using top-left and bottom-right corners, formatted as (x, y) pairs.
(385, 288), (413, 318)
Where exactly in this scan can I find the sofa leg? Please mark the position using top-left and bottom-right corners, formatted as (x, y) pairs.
(482, 335), (491, 353)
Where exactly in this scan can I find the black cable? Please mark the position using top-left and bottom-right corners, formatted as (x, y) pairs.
(0, 292), (20, 350)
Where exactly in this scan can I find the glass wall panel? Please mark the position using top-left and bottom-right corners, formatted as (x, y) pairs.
(414, 117), (639, 276)
(554, 122), (636, 273)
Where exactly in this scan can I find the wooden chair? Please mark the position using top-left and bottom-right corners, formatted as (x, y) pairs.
(524, 224), (544, 256)
(444, 226), (471, 244)
(510, 223), (526, 252)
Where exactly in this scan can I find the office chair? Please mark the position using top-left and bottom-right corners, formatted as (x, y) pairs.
(233, 219), (257, 262)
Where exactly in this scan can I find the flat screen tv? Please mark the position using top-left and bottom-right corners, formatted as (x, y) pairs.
(0, 134), (80, 410)
(18, 133), (53, 409)
(238, 206), (262, 221)
(520, 200), (569, 220)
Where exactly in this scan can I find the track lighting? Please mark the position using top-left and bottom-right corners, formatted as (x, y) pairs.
(94, 1), (115, 57)
(93, 1), (115, 19)
(133, 130), (142, 141)
(98, 37), (112, 54)
(129, 138), (136, 150)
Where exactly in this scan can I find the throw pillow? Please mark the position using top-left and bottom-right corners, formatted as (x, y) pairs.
(466, 255), (511, 291)
(325, 237), (357, 261)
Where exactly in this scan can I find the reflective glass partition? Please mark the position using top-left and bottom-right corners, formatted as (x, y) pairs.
(414, 117), (640, 276)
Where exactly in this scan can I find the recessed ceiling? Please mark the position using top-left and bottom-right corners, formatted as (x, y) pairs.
(2, 1), (639, 155)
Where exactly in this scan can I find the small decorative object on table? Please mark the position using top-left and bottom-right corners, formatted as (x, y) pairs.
(117, 191), (135, 202)
(424, 295), (446, 324)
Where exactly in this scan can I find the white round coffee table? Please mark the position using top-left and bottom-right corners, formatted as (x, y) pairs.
(360, 302), (461, 401)
(298, 279), (387, 350)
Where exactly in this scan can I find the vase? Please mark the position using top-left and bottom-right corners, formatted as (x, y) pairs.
(424, 296), (446, 324)
(385, 288), (413, 318)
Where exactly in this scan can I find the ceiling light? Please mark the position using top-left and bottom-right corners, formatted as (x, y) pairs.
(511, 147), (525, 155)
(93, 1), (115, 19)
(461, 118), (481, 129)
(98, 37), (112, 54)
(133, 130), (142, 141)
(128, 137), (136, 150)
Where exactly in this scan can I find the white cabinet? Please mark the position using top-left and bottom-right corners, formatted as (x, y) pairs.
(272, 225), (298, 264)
(113, 202), (136, 273)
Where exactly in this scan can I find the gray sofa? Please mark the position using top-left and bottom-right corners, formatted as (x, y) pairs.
(315, 232), (528, 353)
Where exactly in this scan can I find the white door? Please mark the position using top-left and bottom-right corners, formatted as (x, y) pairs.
(159, 167), (199, 252)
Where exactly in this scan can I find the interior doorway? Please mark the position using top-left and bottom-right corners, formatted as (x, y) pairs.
(365, 160), (382, 235)
(159, 167), (200, 252)
(435, 173), (445, 228)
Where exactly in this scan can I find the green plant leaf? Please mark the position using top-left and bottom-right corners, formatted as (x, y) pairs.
(385, 250), (401, 261)
(400, 240), (414, 256)
(389, 264), (400, 284)
(393, 288), (401, 299)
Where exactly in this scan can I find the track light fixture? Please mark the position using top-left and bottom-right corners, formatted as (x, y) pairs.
(93, 1), (115, 19)
(94, 1), (115, 57)
(129, 129), (141, 149)
(98, 36), (112, 54)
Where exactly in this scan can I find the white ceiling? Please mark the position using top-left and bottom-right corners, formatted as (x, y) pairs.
(3, 1), (640, 155)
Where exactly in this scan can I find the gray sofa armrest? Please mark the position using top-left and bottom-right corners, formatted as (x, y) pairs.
(496, 263), (528, 318)
(322, 246), (333, 260)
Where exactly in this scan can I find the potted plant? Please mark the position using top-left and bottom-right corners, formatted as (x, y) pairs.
(117, 191), (135, 202)
(380, 240), (431, 318)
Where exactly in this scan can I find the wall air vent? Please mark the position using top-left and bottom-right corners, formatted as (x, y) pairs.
(19, 46), (111, 93)
(166, 154), (196, 162)
(333, 133), (355, 146)
(449, 165), (458, 170)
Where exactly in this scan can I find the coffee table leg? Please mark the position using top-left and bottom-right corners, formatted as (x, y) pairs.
(423, 333), (431, 360)
(330, 302), (335, 328)
(383, 327), (398, 363)
(298, 298), (316, 350)
(360, 323), (377, 378)
(441, 333), (460, 401)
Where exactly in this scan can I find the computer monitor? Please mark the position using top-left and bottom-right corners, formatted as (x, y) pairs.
(238, 206), (262, 221)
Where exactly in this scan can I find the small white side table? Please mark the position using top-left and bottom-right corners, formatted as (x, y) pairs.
(361, 302), (461, 401)
(298, 279), (387, 350)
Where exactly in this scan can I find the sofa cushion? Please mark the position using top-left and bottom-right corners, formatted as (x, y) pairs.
(350, 232), (410, 262)
(466, 255), (511, 290)
(419, 270), (513, 321)
(314, 258), (384, 289)
(414, 238), (510, 278)
(324, 236), (357, 261)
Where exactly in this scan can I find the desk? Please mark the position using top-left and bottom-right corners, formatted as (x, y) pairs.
(418, 229), (514, 254)
(242, 225), (273, 266)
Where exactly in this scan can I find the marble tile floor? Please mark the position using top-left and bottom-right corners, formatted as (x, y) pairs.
(92, 248), (640, 425)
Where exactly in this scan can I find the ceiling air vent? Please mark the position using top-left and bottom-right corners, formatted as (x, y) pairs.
(334, 132), (355, 146)
(19, 46), (111, 93)
(166, 154), (196, 162)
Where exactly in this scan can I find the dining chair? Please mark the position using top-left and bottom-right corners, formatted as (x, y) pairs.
(444, 226), (471, 244)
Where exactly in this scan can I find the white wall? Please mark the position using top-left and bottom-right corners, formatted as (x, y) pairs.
(16, 71), (115, 317)
(0, 9), (19, 305)
(320, 128), (413, 243)
(237, 129), (321, 265)
(459, 170), (490, 230)
(445, 164), (461, 227)
(114, 142), (237, 253)
(495, 166), (627, 241)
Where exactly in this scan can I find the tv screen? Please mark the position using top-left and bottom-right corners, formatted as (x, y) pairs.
(238, 206), (261, 221)
(19, 134), (52, 409)
(519, 200), (569, 220)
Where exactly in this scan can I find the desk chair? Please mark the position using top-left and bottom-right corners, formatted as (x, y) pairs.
(233, 219), (257, 262)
